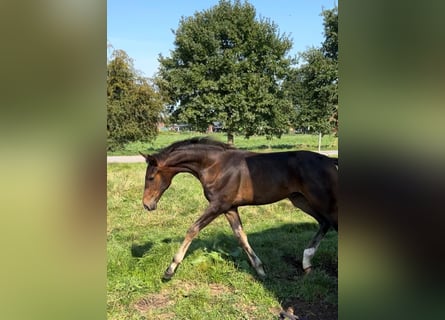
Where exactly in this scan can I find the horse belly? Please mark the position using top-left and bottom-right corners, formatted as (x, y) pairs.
(235, 176), (291, 206)
(253, 186), (290, 205)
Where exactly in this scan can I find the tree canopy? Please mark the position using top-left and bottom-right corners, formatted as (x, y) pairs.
(156, 0), (294, 143)
(285, 6), (338, 135)
(107, 49), (163, 150)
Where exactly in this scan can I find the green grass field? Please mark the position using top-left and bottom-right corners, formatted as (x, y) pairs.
(108, 132), (338, 155)
(107, 151), (338, 319)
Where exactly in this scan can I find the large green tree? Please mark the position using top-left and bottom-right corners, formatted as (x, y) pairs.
(285, 6), (338, 135)
(107, 49), (163, 150)
(156, 0), (293, 143)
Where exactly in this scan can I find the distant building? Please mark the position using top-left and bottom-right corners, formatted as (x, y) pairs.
(170, 124), (190, 132)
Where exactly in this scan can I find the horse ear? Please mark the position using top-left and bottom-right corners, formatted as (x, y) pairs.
(139, 152), (158, 166)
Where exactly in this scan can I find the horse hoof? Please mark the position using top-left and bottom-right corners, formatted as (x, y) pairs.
(256, 267), (267, 279)
(304, 266), (312, 274)
(256, 273), (267, 281)
(163, 270), (174, 281)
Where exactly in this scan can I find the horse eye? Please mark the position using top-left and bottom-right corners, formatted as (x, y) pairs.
(148, 176), (155, 181)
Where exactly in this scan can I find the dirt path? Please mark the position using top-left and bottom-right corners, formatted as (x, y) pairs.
(107, 150), (338, 163)
(107, 155), (146, 163)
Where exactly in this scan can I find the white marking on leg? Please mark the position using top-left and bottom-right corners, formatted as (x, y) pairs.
(303, 247), (316, 270)
(252, 255), (266, 277)
(225, 210), (266, 277)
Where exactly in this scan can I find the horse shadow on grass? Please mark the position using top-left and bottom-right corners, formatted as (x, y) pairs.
(131, 222), (338, 319)
(131, 241), (155, 258)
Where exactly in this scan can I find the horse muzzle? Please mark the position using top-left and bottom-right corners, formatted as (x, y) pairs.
(143, 201), (157, 211)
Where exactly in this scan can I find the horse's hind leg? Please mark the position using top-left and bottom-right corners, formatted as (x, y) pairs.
(289, 193), (331, 273)
(302, 221), (330, 273)
(225, 208), (266, 277)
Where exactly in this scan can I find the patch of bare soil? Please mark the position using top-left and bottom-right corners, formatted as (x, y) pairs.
(133, 281), (232, 316)
(280, 298), (337, 320)
(279, 255), (338, 320)
(134, 293), (173, 312)
(134, 277), (337, 319)
(133, 292), (176, 320)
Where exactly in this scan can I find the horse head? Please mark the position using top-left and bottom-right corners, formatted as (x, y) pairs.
(139, 152), (174, 211)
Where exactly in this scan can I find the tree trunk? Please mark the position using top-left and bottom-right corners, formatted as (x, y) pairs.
(227, 132), (234, 145)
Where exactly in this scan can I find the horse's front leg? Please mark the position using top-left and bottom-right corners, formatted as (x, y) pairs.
(163, 205), (221, 280)
(225, 208), (266, 278)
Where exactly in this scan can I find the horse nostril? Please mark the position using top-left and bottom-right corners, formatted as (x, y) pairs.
(143, 202), (156, 211)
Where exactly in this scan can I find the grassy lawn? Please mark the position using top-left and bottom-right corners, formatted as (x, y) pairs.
(107, 161), (338, 319)
(107, 132), (338, 155)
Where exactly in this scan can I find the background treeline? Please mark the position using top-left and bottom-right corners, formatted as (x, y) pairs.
(107, 0), (337, 150)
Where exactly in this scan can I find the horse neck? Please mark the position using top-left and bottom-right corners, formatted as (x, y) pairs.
(163, 149), (214, 176)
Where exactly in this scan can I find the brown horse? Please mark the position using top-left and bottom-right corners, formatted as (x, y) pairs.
(140, 137), (338, 279)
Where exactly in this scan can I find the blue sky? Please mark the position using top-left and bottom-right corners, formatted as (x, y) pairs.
(107, 0), (337, 78)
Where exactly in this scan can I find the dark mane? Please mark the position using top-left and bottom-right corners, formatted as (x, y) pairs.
(154, 137), (235, 159)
